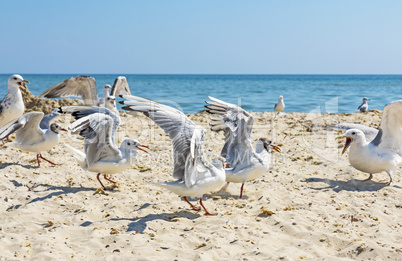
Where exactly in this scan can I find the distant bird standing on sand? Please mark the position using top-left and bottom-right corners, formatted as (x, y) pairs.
(274, 96), (285, 113)
(0, 75), (29, 127)
(356, 97), (370, 112)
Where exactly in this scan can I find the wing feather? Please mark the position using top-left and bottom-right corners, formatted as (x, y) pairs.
(110, 76), (131, 96)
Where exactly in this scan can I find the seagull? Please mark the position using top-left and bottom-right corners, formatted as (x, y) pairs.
(40, 75), (131, 113)
(205, 96), (281, 199)
(0, 74), (29, 128)
(64, 107), (147, 190)
(334, 122), (378, 143)
(338, 100), (402, 184)
(120, 95), (226, 215)
(356, 97), (370, 113)
(274, 95), (285, 113)
(0, 109), (65, 166)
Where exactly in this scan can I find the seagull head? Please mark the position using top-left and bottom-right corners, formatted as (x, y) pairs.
(49, 123), (67, 133)
(106, 96), (117, 108)
(259, 138), (281, 153)
(125, 138), (148, 153)
(278, 96), (283, 101)
(212, 156), (226, 169)
(362, 97), (370, 102)
(341, 129), (365, 154)
(8, 74), (29, 90)
(104, 84), (112, 90)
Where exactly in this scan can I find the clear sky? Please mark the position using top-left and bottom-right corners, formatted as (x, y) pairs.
(1, 1), (402, 74)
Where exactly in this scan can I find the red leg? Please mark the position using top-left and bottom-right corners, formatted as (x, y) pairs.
(36, 154), (41, 167)
(199, 197), (217, 216)
(183, 196), (201, 211)
(103, 174), (117, 184)
(38, 154), (57, 166)
(96, 173), (106, 189)
(239, 183), (245, 199)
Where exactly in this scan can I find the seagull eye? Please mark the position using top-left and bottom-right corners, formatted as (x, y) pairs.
(352, 132), (356, 135)
(127, 142), (131, 145)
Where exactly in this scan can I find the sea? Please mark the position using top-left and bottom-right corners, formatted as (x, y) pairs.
(1, 74), (401, 114)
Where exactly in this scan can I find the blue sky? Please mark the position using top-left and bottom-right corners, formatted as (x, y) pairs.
(1, 1), (402, 74)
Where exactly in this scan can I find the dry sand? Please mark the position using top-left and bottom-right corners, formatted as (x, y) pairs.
(0, 108), (401, 260)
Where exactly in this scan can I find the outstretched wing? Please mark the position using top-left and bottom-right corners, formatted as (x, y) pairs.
(68, 113), (121, 167)
(205, 96), (254, 166)
(370, 100), (402, 156)
(334, 122), (378, 142)
(40, 76), (99, 106)
(110, 76), (131, 97)
(0, 112), (45, 144)
(120, 95), (196, 180)
(39, 108), (61, 129)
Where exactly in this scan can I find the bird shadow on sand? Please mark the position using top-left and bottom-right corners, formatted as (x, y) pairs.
(302, 177), (402, 192)
(110, 205), (200, 233)
(0, 162), (35, 169)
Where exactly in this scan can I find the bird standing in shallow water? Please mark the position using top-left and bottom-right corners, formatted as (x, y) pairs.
(356, 97), (370, 113)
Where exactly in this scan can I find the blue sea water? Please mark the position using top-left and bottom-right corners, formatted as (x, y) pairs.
(0, 74), (401, 114)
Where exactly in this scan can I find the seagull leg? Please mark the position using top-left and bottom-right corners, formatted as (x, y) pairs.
(239, 182), (245, 199)
(38, 154), (57, 166)
(386, 171), (393, 185)
(96, 173), (107, 190)
(183, 196), (201, 211)
(103, 174), (117, 184)
(36, 154), (41, 167)
(199, 197), (217, 216)
(363, 173), (373, 181)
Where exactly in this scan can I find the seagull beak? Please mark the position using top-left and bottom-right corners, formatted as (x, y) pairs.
(17, 80), (29, 89)
(270, 144), (281, 153)
(342, 137), (353, 155)
(136, 145), (148, 153)
(60, 128), (68, 132)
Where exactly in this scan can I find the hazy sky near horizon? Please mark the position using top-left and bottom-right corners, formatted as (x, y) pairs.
(1, 1), (402, 74)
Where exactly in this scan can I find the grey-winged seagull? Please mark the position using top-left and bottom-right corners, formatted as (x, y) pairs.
(205, 96), (281, 199)
(0, 109), (65, 166)
(64, 107), (147, 190)
(120, 95), (226, 215)
(337, 100), (402, 184)
(0, 74), (29, 128)
(274, 95), (285, 113)
(356, 97), (370, 113)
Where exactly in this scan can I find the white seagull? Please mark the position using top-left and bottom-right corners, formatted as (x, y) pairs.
(356, 97), (370, 113)
(338, 100), (402, 184)
(0, 109), (65, 166)
(0, 74), (29, 128)
(40, 75), (131, 114)
(64, 108), (147, 190)
(120, 95), (226, 215)
(205, 96), (281, 199)
(274, 95), (285, 113)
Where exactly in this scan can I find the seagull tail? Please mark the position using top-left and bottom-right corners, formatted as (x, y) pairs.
(64, 144), (87, 168)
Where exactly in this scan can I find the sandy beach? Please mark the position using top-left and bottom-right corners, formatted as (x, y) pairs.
(0, 108), (401, 260)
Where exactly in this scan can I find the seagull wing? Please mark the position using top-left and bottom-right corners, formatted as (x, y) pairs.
(334, 122), (378, 142)
(184, 127), (212, 188)
(205, 96), (254, 166)
(68, 113), (121, 167)
(370, 100), (402, 156)
(110, 76), (131, 97)
(39, 108), (61, 129)
(120, 95), (196, 180)
(0, 112), (45, 144)
(40, 76), (99, 106)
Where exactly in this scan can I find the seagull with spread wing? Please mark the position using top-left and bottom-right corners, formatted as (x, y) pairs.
(120, 95), (226, 215)
(63, 107), (147, 190)
(0, 109), (65, 166)
(337, 100), (402, 184)
(205, 96), (281, 199)
(40, 75), (131, 114)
